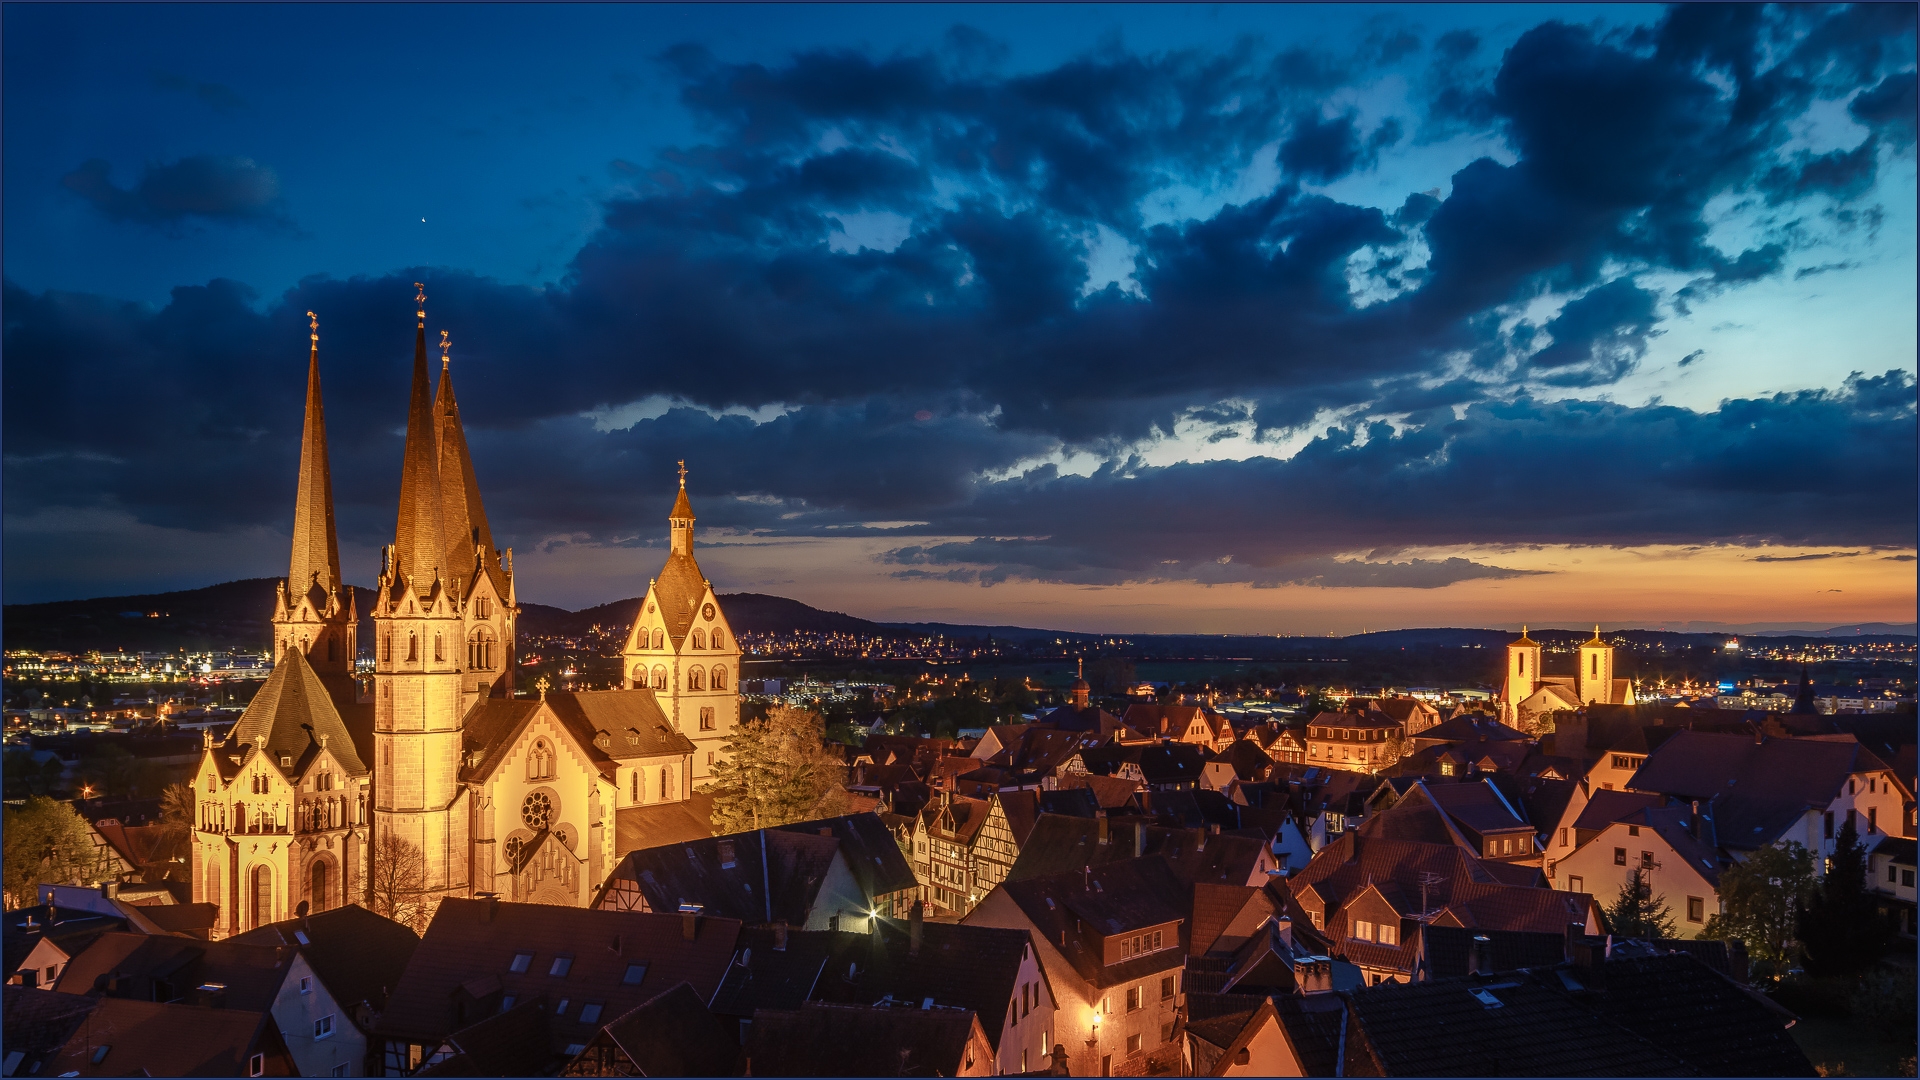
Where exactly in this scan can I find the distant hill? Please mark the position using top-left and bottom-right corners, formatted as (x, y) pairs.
(519, 592), (889, 639)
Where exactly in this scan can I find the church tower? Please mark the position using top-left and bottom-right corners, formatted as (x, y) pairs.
(1578, 626), (1615, 704)
(432, 329), (517, 711)
(1501, 626), (1540, 722)
(621, 465), (739, 783)
(271, 312), (357, 705)
(371, 286), (473, 909)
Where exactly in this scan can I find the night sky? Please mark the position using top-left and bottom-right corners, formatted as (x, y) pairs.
(4, 4), (1914, 633)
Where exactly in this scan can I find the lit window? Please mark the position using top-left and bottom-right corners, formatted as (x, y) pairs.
(1613, 848), (1627, 866)
(1125, 986), (1141, 1011)
(1686, 897), (1704, 923)
(1354, 919), (1374, 941)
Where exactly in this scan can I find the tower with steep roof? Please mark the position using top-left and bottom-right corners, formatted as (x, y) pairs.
(432, 329), (518, 710)
(621, 465), (740, 783)
(191, 313), (371, 938)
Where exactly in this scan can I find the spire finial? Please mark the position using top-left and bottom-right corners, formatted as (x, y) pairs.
(308, 310), (319, 344)
(415, 282), (427, 327)
(536, 674), (550, 701)
(440, 329), (451, 369)
(678, 459), (687, 488)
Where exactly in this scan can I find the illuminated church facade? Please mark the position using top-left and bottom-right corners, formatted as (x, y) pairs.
(191, 290), (734, 934)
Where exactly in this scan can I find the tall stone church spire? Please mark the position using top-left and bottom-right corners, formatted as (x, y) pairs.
(288, 311), (341, 601)
(432, 330), (502, 597)
(391, 283), (449, 593)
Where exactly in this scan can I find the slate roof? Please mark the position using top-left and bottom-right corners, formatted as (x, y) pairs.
(377, 898), (742, 1051)
(743, 1001), (986, 1077)
(418, 996), (555, 1078)
(1416, 924), (1568, 979)
(227, 903), (420, 1015)
(1344, 975), (1693, 1077)
(811, 917), (1037, 1052)
(225, 646), (367, 777)
(773, 812), (920, 901)
(1423, 780), (1535, 837)
(1037, 787), (1102, 818)
(1627, 731), (1889, 849)
(139, 902), (220, 937)
(710, 926), (856, 1018)
(614, 792), (715, 855)
(997, 789), (1044, 847)
(603, 828), (841, 925)
(595, 981), (740, 1078)
(1566, 952), (1814, 1076)
(1573, 789), (1668, 834)
(461, 688), (696, 788)
(2, 984), (98, 1076)
(53, 931), (298, 1008)
(3, 906), (129, 983)
(1416, 715), (1530, 745)
(1189, 884), (1260, 957)
(1057, 771), (1140, 809)
(1219, 739), (1275, 781)
(33, 994), (291, 1078)
(650, 550), (712, 649)
(1292, 832), (1588, 945)
(998, 856), (1189, 990)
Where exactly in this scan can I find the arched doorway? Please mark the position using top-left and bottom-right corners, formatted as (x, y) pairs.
(251, 865), (273, 930)
(310, 860), (330, 913)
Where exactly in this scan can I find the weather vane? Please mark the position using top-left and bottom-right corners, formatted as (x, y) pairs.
(307, 311), (318, 342)
(440, 329), (451, 367)
(415, 282), (426, 325)
(678, 459), (687, 487)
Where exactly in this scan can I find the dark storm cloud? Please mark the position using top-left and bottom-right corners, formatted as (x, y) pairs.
(4, 5), (1914, 596)
(60, 155), (289, 227)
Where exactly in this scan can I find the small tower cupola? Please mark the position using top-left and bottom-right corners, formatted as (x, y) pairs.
(1070, 657), (1091, 710)
(669, 460), (696, 556)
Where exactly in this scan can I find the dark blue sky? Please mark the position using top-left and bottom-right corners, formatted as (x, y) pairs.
(4, 4), (1914, 632)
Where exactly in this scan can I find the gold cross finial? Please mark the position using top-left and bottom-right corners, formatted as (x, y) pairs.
(440, 329), (451, 368)
(307, 311), (318, 342)
(536, 674), (550, 701)
(415, 282), (427, 325)
(678, 460), (687, 488)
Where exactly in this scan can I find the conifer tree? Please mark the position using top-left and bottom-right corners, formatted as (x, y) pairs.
(1605, 865), (1678, 939)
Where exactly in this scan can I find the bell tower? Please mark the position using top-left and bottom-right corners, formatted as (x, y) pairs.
(1579, 626), (1614, 704)
(1503, 626), (1540, 714)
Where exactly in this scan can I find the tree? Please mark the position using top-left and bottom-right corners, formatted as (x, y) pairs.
(1700, 841), (1816, 965)
(3, 797), (104, 908)
(1799, 818), (1894, 977)
(703, 704), (850, 834)
(1605, 865), (1678, 939)
(369, 828), (430, 933)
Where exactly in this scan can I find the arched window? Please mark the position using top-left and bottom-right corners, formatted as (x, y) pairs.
(434, 632), (444, 662)
(688, 667), (705, 691)
(659, 766), (673, 801)
(651, 666), (668, 691)
(407, 632), (418, 662)
(711, 665), (727, 691)
(712, 629), (725, 650)
(251, 865), (272, 931)
(206, 861), (222, 917)
(631, 770), (641, 804)
(476, 596), (492, 620)
(691, 629), (706, 649)
(311, 860), (329, 913)
(381, 633), (392, 662)
(327, 638), (338, 662)
(528, 741), (553, 781)
(652, 629), (665, 650)
(470, 627), (496, 671)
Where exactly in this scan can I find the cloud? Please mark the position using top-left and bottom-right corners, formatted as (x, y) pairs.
(60, 156), (290, 227)
(150, 71), (248, 112)
(1751, 551), (1862, 562)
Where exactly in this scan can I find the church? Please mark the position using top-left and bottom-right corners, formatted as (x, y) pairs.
(190, 288), (736, 935)
(1498, 625), (1637, 728)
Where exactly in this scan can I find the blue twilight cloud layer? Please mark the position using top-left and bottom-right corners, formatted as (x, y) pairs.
(3, 5), (1914, 595)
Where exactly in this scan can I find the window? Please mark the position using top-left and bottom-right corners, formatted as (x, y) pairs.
(660, 766), (673, 800)
(1151, 930), (1162, 950)
(1310, 910), (1322, 929)
(578, 1003), (603, 1024)
(407, 632), (418, 662)
(556, 999), (570, 1015)
(688, 667), (705, 691)
(433, 632), (444, 662)
(1687, 897), (1704, 923)
(500, 995), (516, 1011)
(1627, 825), (1640, 837)
(1641, 851), (1654, 869)
(623, 962), (649, 985)
(632, 771), (640, 804)
(1568, 875), (1583, 893)
(1869, 808), (1879, 833)
(1614, 847), (1627, 866)
(522, 792), (553, 830)
(1353, 919), (1374, 941)
(651, 665), (667, 691)
(1378, 923), (1397, 946)
(1901, 868), (1915, 887)
(713, 629), (726, 650)
(712, 665), (727, 690)
(707, 751), (715, 767)
(508, 952), (533, 974)
(1126, 1034), (1142, 1055)
(692, 629), (706, 649)
(332, 1065), (348, 1077)
(1125, 986), (1141, 1011)
(1825, 811), (1835, 839)
(249, 1053), (266, 1077)
(700, 708), (715, 731)
(1559, 827), (1568, 848)
(549, 956), (572, 978)
(1160, 975), (1175, 1000)
(652, 629), (665, 650)
(300, 976), (312, 994)
(315, 1014), (335, 1040)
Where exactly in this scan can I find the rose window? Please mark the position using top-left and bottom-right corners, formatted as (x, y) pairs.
(521, 792), (553, 831)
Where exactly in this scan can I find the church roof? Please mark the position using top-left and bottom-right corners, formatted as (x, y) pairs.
(670, 482), (694, 521)
(652, 552), (710, 647)
(287, 318), (340, 603)
(1583, 626), (1610, 648)
(1509, 626), (1538, 647)
(392, 298), (449, 594)
(226, 647), (367, 777)
(460, 688), (696, 786)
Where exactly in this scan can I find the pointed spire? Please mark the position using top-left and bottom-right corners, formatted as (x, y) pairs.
(289, 311), (342, 603)
(433, 328), (502, 593)
(668, 461), (696, 556)
(670, 459), (694, 521)
(393, 284), (449, 594)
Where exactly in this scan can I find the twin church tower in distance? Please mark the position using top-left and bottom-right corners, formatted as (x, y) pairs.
(190, 287), (738, 936)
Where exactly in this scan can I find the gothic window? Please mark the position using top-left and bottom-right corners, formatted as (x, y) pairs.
(691, 629), (706, 649)
(522, 792), (553, 831)
(407, 632), (418, 662)
(434, 633), (444, 662)
(311, 861), (329, 912)
(631, 771), (641, 804)
(251, 865), (273, 931)
(712, 629), (725, 650)
(651, 666), (667, 691)
(477, 596), (491, 619)
(528, 741), (554, 781)
(327, 638), (338, 662)
(469, 628), (496, 671)
(659, 767), (673, 801)
(711, 665), (727, 690)
(700, 708), (715, 731)
(652, 629), (664, 650)
(688, 667), (705, 691)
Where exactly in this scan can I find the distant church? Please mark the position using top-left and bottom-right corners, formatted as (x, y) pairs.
(191, 289), (737, 935)
(1498, 626), (1636, 727)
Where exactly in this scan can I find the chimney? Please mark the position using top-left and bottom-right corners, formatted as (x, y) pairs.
(1467, 934), (1491, 976)
(1096, 817), (1109, 846)
(679, 902), (703, 941)
(1209, 823), (1221, 836)
(1133, 822), (1146, 859)
(773, 921), (789, 952)
(910, 901), (925, 957)
(1275, 915), (1294, 952)
(100, 882), (119, 900)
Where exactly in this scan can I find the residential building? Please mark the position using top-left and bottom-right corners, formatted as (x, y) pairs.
(1550, 802), (1725, 937)
(229, 903), (423, 1069)
(741, 1001), (996, 1077)
(1869, 835), (1916, 938)
(1303, 711), (1401, 773)
(559, 982), (739, 1077)
(7, 987), (299, 1078)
